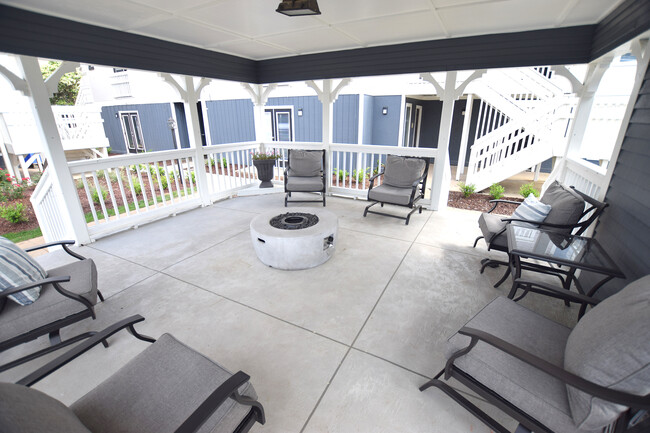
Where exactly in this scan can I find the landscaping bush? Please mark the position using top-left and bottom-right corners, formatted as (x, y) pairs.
(489, 183), (505, 200)
(333, 169), (349, 181)
(458, 182), (476, 198)
(353, 168), (368, 183)
(0, 203), (28, 223)
(519, 183), (540, 198)
(92, 187), (108, 204)
(131, 179), (142, 195)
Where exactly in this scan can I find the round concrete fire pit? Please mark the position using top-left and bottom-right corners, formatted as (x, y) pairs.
(250, 207), (338, 270)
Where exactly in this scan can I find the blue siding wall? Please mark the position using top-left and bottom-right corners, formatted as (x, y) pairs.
(268, 96), (322, 142)
(362, 95), (374, 145)
(333, 94), (359, 144)
(101, 103), (175, 153)
(205, 99), (255, 144)
(367, 95), (401, 146)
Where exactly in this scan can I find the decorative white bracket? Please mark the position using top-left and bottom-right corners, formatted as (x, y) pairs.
(242, 83), (277, 106)
(306, 78), (351, 104)
(0, 64), (29, 95)
(44, 61), (80, 98)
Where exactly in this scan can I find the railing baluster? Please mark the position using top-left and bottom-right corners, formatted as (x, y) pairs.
(136, 163), (150, 211)
(81, 174), (98, 223)
(103, 169), (120, 220)
(115, 167), (130, 217)
(91, 171), (109, 222)
(125, 167), (140, 214)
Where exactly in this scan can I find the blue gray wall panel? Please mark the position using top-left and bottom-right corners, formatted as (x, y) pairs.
(205, 99), (255, 144)
(333, 95), (359, 144)
(362, 95), (374, 145)
(366, 95), (401, 146)
(100, 103), (175, 153)
(582, 62), (650, 295)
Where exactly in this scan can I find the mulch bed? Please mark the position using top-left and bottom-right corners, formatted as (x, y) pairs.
(0, 185), (39, 236)
(447, 191), (522, 215)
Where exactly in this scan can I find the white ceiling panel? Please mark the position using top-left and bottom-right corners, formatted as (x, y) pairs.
(337, 11), (447, 46)
(263, 27), (362, 55)
(1, 0), (170, 30)
(129, 0), (217, 14)
(184, 0), (324, 38)
(431, 0), (504, 8)
(437, 0), (572, 36)
(562, 0), (625, 26)
(314, 0), (432, 24)
(216, 39), (294, 60)
(132, 18), (240, 48)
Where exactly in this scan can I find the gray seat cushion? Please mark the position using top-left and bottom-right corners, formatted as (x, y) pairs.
(0, 259), (98, 343)
(289, 150), (322, 177)
(564, 275), (650, 430)
(540, 181), (585, 236)
(383, 155), (426, 188)
(71, 333), (258, 433)
(286, 175), (323, 192)
(446, 297), (597, 433)
(477, 212), (508, 250)
(0, 382), (91, 433)
(368, 184), (414, 206)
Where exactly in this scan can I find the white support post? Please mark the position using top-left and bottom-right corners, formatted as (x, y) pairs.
(242, 83), (277, 147)
(562, 58), (612, 160)
(456, 93), (474, 180)
(18, 56), (90, 244)
(160, 73), (212, 206)
(422, 70), (485, 210)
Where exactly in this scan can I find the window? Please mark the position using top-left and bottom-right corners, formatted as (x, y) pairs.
(119, 112), (145, 153)
(264, 108), (294, 141)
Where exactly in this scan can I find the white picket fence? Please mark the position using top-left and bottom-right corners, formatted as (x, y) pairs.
(33, 142), (439, 242)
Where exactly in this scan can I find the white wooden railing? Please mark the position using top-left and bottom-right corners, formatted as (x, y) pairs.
(542, 157), (607, 200)
(30, 170), (72, 242)
(31, 142), (441, 242)
(51, 106), (109, 150)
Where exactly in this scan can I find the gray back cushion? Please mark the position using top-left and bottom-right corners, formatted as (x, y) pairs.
(383, 155), (426, 188)
(0, 383), (91, 433)
(289, 150), (322, 177)
(564, 275), (650, 430)
(540, 181), (585, 235)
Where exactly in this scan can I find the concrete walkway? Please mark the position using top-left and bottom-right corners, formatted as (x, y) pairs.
(1, 194), (579, 432)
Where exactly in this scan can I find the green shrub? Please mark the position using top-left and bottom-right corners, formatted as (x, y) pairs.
(489, 183), (505, 200)
(0, 183), (25, 201)
(108, 170), (119, 183)
(30, 172), (42, 185)
(186, 171), (196, 185)
(519, 183), (540, 198)
(458, 182), (476, 198)
(91, 187), (108, 204)
(333, 169), (349, 181)
(353, 168), (368, 183)
(221, 158), (228, 168)
(131, 179), (142, 195)
(76, 178), (85, 189)
(0, 203), (28, 223)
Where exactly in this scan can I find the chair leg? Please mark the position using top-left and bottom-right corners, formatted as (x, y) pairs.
(364, 201), (378, 217)
(97, 290), (105, 302)
(284, 194), (288, 207)
(473, 236), (484, 248)
(323, 194), (326, 207)
(493, 266), (511, 288)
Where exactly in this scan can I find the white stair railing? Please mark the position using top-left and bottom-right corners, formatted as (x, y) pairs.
(30, 169), (73, 242)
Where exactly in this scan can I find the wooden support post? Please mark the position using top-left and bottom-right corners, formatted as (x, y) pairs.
(456, 93), (474, 180)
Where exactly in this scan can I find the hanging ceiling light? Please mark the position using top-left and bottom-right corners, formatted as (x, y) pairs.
(276, 0), (321, 16)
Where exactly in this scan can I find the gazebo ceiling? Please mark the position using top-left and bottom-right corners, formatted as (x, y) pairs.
(0, 1), (648, 83)
(0, 0), (626, 60)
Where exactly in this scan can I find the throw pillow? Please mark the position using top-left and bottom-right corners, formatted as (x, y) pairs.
(540, 181), (585, 235)
(0, 236), (47, 305)
(511, 194), (552, 228)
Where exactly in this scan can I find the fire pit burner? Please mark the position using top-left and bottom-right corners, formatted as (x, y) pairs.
(270, 212), (319, 230)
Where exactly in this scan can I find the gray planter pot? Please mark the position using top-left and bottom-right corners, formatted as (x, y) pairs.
(253, 159), (276, 188)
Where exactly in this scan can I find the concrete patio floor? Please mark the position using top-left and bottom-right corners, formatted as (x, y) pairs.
(0, 193), (580, 432)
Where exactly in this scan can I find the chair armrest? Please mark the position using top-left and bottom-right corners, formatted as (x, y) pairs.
(452, 327), (650, 409)
(368, 171), (383, 190)
(175, 371), (265, 433)
(24, 240), (86, 261)
(0, 276), (71, 299)
(500, 218), (579, 230)
(17, 315), (155, 387)
(514, 278), (601, 305)
(488, 200), (522, 213)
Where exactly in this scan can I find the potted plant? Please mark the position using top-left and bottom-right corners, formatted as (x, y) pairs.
(252, 150), (280, 188)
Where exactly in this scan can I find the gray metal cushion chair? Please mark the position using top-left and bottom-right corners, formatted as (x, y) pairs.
(363, 155), (429, 225)
(0, 239), (104, 373)
(474, 181), (608, 287)
(284, 149), (326, 206)
(0, 315), (265, 433)
(420, 274), (650, 433)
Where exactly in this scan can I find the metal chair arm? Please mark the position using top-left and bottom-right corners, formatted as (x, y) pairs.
(0, 276), (71, 299)
(454, 327), (650, 409)
(514, 278), (601, 306)
(174, 371), (265, 433)
(500, 218), (580, 229)
(24, 240), (86, 261)
(488, 200), (522, 213)
(17, 315), (154, 387)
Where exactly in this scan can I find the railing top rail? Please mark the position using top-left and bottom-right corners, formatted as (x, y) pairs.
(565, 157), (607, 177)
(263, 141), (327, 150)
(68, 148), (196, 173)
(203, 142), (259, 153)
(329, 143), (439, 157)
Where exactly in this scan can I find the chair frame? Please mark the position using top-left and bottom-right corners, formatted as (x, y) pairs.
(363, 155), (429, 225)
(16, 315), (266, 433)
(0, 240), (105, 373)
(284, 149), (327, 207)
(473, 186), (608, 288)
(420, 314), (650, 433)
